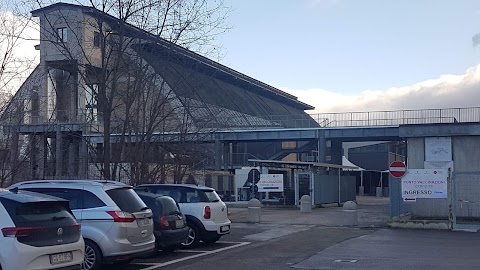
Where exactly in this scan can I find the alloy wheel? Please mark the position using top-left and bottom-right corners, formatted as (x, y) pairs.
(82, 244), (96, 270)
(182, 226), (196, 246)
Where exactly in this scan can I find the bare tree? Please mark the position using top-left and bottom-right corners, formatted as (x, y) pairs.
(4, 0), (229, 183)
(0, 0), (40, 186)
(0, 0), (38, 95)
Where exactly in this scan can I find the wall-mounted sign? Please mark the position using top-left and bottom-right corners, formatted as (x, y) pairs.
(425, 137), (452, 162)
(401, 169), (448, 199)
(257, 174), (284, 192)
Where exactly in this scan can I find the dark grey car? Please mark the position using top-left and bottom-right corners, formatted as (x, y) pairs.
(135, 192), (188, 252)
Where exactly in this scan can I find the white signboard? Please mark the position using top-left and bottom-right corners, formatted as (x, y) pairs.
(425, 137), (452, 162)
(234, 167), (259, 189)
(257, 174), (284, 192)
(401, 169), (448, 199)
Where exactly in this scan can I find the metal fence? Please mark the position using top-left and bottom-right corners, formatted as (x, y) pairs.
(452, 171), (480, 231)
(310, 107), (480, 128)
(206, 107), (480, 130)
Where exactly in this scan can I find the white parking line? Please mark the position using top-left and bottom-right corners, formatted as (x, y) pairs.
(139, 242), (251, 270)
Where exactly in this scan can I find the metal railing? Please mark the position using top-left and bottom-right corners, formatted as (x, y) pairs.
(7, 107), (480, 131)
(309, 107), (480, 128)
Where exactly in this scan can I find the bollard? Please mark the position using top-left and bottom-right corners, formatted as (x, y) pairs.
(300, 195), (312, 213)
(342, 201), (358, 226)
(247, 198), (262, 223)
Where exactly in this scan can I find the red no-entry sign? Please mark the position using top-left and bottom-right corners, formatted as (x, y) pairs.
(389, 161), (406, 178)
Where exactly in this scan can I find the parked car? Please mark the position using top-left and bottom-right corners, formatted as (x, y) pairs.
(9, 180), (155, 270)
(135, 192), (188, 252)
(134, 184), (231, 249)
(0, 188), (84, 270)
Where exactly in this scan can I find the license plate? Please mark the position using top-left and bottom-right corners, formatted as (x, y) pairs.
(50, 252), (73, 265)
(220, 225), (230, 233)
(137, 218), (151, 226)
(175, 219), (184, 228)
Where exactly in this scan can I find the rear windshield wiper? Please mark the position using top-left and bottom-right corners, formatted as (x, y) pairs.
(51, 216), (67, 221)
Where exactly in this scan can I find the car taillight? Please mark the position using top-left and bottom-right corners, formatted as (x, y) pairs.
(160, 216), (170, 230)
(107, 211), (136, 222)
(73, 223), (81, 232)
(204, 206), (211, 219)
(1, 227), (47, 237)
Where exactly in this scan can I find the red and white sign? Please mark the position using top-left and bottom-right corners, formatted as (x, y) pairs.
(389, 161), (407, 178)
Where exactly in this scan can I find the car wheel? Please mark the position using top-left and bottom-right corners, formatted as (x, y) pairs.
(181, 223), (200, 249)
(83, 240), (103, 270)
(202, 234), (221, 244)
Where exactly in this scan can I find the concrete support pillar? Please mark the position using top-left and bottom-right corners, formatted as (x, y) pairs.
(78, 134), (87, 178)
(330, 139), (343, 165)
(359, 170), (365, 196)
(214, 140), (223, 170)
(228, 142), (233, 165)
(68, 138), (78, 177)
(55, 127), (63, 177)
(70, 72), (78, 122)
(359, 186), (365, 196)
(30, 135), (38, 179)
(317, 130), (327, 163)
(38, 135), (46, 179)
(9, 130), (19, 184)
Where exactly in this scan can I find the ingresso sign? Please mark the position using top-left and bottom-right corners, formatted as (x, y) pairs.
(257, 174), (284, 192)
(401, 169), (448, 199)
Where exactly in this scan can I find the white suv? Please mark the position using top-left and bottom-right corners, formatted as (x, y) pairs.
(0, 189), (84, 270)
(9, 180), (155, 270)
(134, 184), (231, 248)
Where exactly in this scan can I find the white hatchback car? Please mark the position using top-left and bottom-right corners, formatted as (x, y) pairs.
(0, 189), (84, 270)
(134, 184), (231, 249)
(9, 180), (155, 270)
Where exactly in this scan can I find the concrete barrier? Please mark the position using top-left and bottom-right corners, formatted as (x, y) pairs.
(342, 201), (358, 226)
(247, 198), (262, 223)
(300, 195), (312, 213)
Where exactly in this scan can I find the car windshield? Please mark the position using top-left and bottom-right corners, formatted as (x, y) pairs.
(106, 187), (148, 213)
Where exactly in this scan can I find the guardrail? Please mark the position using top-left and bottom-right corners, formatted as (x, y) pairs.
(6, 107), (480, 130)
(309, 107), (480, 127)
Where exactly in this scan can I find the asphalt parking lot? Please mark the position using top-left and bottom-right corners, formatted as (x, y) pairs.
(104, 241), (250, 270)
(105, 196), (390, 270)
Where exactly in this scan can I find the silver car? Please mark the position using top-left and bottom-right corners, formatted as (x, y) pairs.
(9, 180), (155, 270)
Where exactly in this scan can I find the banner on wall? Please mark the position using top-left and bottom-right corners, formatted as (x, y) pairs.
(401, 169), (448, 199)
(425, 137), (452, 162)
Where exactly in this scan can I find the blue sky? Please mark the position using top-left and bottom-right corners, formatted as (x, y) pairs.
(220, 0), (480, 99)
(8, 0), (480, 112)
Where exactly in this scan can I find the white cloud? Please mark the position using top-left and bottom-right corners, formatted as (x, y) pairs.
(280, 64), (480, 113)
